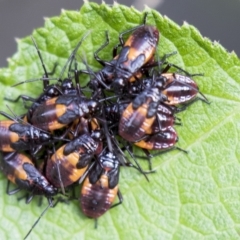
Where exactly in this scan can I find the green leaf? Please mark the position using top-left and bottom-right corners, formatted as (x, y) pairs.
(0, 2), (240, 239)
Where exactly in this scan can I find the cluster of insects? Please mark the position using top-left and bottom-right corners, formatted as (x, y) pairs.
(0, 13), (209, 238)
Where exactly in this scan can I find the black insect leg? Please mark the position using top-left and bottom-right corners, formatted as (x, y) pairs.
(94, 31), (113, 67)
(6, 180), (21, 195)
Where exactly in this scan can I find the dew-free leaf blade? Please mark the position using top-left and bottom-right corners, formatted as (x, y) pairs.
(0, 2), (240, 240)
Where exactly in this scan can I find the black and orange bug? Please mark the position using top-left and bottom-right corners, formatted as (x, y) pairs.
(83, 13), (160, 90)
(0, 111), (63, 153)
(133, 125), (187, 170)
(68, 117), (104, 157)
(118, 87), (167, 142)
(80, 148), (122, 219)
(105, 100), (180, 133)
(22, 77), (78, 123)
(141, 62), (209, 106)
(29, 94), (100, 131)
(134, 126), (178, 150)
(0, 151), (58, 203)
(79, 113), (125, 221)
(46, 130), (101, 192)
(111, 24), (160, 89)
(0, 120), (53, 152)
(28, 79), (120, 132)
(159, 72), (209, 106)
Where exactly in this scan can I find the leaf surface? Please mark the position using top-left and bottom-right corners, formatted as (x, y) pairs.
(0, 2), (240, 240)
